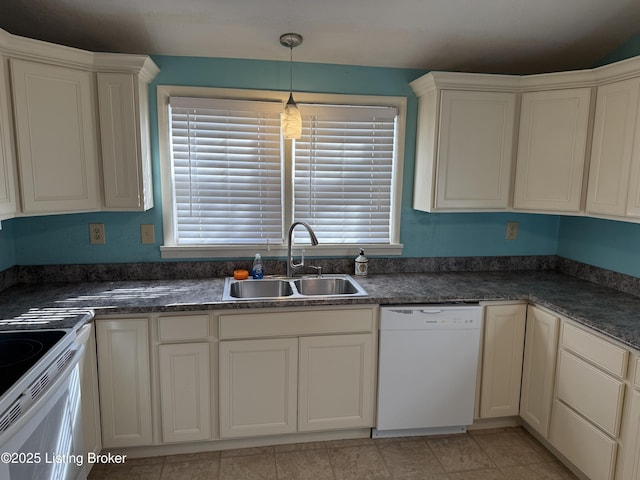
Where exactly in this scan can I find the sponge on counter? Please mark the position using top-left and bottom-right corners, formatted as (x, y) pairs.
(233, 269), (249, 280)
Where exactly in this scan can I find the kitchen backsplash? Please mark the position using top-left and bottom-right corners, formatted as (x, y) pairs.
(0, 255), (636, 299)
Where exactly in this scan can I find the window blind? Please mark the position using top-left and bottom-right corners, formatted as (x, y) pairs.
(294, 105), (397, 244)
(169, 97), (283, 245)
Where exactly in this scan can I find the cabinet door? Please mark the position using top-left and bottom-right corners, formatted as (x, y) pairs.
(587, 78), (640, 216)
(219, 338), (298, 438)
(480, 304), (526, 418)
(10, 59), (100, 213)
(298, 334), (374, 431)
(78, 324), (101, 460)
(96, 318), (152, 448)
(550, 400), (617, 480)
(520, 305), (559, 438)
(434, 90), (516, 210)
(158, 342), (211, 443)
(514, 88), (592, 212)
(0, 56), (16, 219)
(618, 389), (640, 480)
(98, 72), (153, 211)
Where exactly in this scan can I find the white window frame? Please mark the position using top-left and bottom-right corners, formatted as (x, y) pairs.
(157, 85), (406, 259)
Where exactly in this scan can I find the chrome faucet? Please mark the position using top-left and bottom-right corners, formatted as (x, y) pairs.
(287, 221), (319, 277)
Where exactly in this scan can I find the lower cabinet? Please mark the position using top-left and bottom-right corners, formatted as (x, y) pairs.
(219, 338), (298, 438)
(519, 305), (559, 438)
(218, 306), (378, 439)
(95, 318), (153, 448)
(618, 364), (640, 480)
(479, 303), (526, 418)
(158, 342), (211, 443)
(298, 334), (374, 431)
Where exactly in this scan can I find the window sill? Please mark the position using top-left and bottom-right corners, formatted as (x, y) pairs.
(160, 243), (404, 259)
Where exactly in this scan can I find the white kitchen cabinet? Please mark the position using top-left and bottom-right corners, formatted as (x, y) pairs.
(10, 59), (101, 214)
(550, 320), (628, 480)
(217, 305), (377, 439)
(586, 78), (640, 217)
(0, 55), (16, 219)
(519, 305), (559, 438)
(618, 359), (640, 480)
(410, 73), (517, 212)
(78, 324), (101, 464)
(96, 318), (153, 448)
(479, 303), (526, 418)
(158, 342), (211, 443)
(219, 337), (298, 438)
(298, 334), (374, 431)
(156, 313), (214, 443)
(513, 88), (592, 213)
(97, 70), (155, 211)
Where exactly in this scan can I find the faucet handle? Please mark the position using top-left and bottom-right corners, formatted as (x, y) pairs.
(308, 265), (323, 277)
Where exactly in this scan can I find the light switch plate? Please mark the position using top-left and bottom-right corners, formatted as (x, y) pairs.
(141, 224), (155, 244)
(505, 221), (519, 240)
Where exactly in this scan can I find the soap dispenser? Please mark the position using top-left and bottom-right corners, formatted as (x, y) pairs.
(251, 253), (264, 279)
(355, 249), (368, 277)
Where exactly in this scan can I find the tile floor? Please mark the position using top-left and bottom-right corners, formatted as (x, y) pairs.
(87, 427), (579, 480)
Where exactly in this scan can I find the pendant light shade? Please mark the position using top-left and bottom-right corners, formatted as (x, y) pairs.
(280, 33), (303, 140)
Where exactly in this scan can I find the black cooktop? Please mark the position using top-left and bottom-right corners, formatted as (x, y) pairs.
(0, 330), (67, 398)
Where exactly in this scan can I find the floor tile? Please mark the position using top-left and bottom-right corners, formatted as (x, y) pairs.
(160, 458), (220, 480)
(164, 450), (221, 463)
(377, 439), (446, 478)
(276, 449), (334, 480)
(220, 445), (275, 458)
(500, 461), (579, 479)
(473, 429), (555, 467)
(274, 441), (327, 453)
(219, 453), (276, 480)
(448, 468), (507, 480)
(324, 437), (375, 449)
(101, 462), (164, 480)
(328, 445), (391, 480)
(427, 435), (495, 473)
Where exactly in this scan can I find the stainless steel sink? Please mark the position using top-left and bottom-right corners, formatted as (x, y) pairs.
(222, 274), (368, 301)
(228, 279), (293, 299)
(294, 277), (359, 296)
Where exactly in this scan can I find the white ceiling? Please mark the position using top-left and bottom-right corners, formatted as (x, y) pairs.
(2, 0), (640, 74)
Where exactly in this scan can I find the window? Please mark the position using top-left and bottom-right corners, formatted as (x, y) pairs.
(158, 86), (405, 258)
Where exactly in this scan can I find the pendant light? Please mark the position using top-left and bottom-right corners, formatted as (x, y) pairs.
(280, 33), (303, 139)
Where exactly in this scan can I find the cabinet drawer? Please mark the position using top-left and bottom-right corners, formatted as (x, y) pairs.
(219, 307), (375, 339)
(550, 400), (617, 480)
(561, 322), (628, 377)
(556, 349), (625, 436)
(158, 314), (210, 341)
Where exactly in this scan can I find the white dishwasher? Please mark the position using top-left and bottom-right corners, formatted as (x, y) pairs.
(373, 304), (483, 438)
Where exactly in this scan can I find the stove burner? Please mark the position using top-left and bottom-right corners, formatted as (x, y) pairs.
(0, 330), (67, 399)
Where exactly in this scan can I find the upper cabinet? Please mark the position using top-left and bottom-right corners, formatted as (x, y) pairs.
(11, 59), (101, 214)
(0, 28), (159, 217)
(97, 69), (155, 211)
(513, 88), (592, 213)
(586, 77), (640, 219)
(0, 55), (17, 219)
(410, 73), (518, 212)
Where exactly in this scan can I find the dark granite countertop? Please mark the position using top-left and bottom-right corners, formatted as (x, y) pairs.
(0, 271), (638, 351)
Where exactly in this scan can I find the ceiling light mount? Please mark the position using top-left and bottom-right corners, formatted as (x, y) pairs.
(279, 33), (303, 49)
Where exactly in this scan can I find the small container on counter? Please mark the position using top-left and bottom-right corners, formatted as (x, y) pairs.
(355, 249), (368, 277)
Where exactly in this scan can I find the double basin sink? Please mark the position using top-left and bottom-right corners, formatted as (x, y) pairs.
(222, 274), (368, 301)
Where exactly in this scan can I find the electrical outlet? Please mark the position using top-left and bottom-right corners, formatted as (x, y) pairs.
(505, 221), (519, 240)
(89, 223), (105, 245)
(141, 224), (155, 244)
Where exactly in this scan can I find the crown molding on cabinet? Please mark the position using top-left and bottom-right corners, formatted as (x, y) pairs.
(0, 27), (158, 79)
(410, 55), (640, 97)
